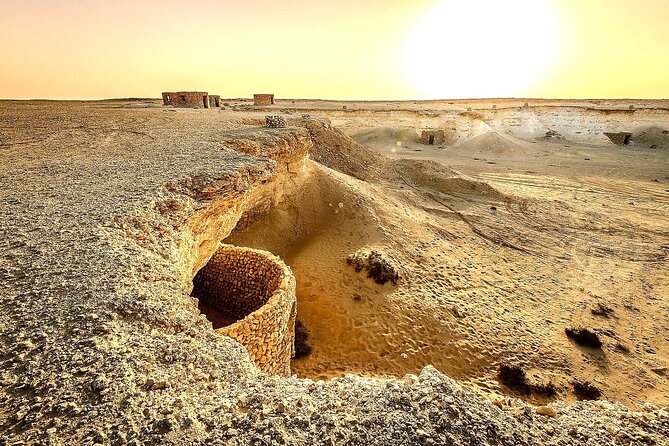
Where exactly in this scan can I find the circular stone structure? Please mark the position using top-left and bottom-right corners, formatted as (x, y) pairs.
(192, 244), (296, 376)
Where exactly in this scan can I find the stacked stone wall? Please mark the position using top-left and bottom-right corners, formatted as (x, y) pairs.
(265, 116), (286, 128)
(162, 91), (210, 108)
(420, 130), (446, 145)
(193, 245), (296, 376)
(209, 95), (221, 108)
(604, 132), (632, 145)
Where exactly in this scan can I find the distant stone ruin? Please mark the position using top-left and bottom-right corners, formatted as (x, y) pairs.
(420, 130), (445, 145)
(208, 95), (221, 108)
(192, 245), (296, 376)
(254, 94), (275, 106)
(162, 91), (211, 108)
(604, 132), (632, 146)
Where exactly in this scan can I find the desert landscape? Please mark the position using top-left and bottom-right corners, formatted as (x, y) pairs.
(3, 0), (669, 443)
(1, 97), (668, 444)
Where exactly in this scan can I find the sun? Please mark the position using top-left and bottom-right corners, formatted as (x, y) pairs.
(403, 0), (560, 99)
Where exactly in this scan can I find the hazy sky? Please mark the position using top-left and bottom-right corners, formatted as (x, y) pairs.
(1, 0), (667, 99)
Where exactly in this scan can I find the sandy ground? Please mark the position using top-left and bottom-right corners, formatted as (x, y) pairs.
(222, 99), (669, 407)
(1, 98), (669, 444)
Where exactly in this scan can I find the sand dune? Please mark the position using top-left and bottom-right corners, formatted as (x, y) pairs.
(453, 130), (529, 156)
(632, 125), (669, 149)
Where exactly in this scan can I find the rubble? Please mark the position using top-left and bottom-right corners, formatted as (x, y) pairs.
(347, 249), (400, 285)
(265, 115), (286, 128)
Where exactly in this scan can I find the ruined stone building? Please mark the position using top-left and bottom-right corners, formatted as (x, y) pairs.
(420, 129), (446, 145)
(162, 91), (211, 108)
(254, 94), (275, 106)
(604, 132), (633, 146)
(209, 95), (221, 108)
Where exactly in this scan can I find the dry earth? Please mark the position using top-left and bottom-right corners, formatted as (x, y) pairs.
(1, 98), (668, 445)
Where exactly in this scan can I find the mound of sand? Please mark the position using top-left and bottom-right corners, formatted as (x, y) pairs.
(391, 159), (506, 199)
(632, 126), (669, 149)
(294, 116), (389, 180)
(294, 116), (506, 200)
(455, 131), (526, 156)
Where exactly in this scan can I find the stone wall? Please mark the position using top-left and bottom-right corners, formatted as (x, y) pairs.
(162, 91), (210, 108)
(192, 244), (296, 376)
(209, 95), (221, 108)
(254, 94), (275, 106)
(265, 116), (286, 128)
(420, 129), (446, 145)
(604, 132), (632, 145)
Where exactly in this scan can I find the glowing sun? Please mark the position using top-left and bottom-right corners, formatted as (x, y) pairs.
(404, 0), (560, 99)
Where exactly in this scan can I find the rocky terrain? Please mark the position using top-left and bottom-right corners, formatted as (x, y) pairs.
(1, 99), (668, 445)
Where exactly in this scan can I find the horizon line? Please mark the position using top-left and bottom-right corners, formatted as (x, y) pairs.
(1, 96), (668, 102)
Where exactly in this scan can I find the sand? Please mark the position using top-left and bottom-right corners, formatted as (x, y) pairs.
(221, 101), (669, 408)
(1, 98), (668, 444)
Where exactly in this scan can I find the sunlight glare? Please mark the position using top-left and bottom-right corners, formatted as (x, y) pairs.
(404, 0), (560, 99)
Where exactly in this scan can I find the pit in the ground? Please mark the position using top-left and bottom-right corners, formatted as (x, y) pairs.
(192, 246), (283, 329)
(223, 165), (483, 381)
(192, 245), (297, 376)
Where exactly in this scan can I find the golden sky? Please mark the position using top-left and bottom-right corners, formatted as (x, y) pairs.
(1, 0), (667, 99)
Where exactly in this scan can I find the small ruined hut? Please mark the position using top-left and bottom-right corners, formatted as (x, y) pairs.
(254, 94), (275, 106)
(420, 130), (446, 145)
(604, 132), (633, 146)
(162, 91), (211, 108)
(209, 95), (221, 108)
